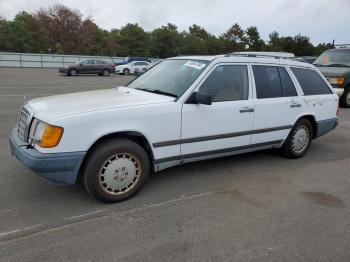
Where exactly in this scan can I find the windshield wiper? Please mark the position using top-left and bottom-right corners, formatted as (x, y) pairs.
(135, 88), (178, 98)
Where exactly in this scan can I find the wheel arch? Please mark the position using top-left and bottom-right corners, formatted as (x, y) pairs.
(294, 114), (317, 139)
(79, 131), (155, 180)
(69, 67), (79, 74)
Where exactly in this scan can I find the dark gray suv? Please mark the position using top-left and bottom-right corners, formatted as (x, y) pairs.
(59, 59), (115, 76)
(314, 48), (350, 107)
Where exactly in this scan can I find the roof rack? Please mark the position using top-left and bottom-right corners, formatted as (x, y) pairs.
(225, 51), (295, 59)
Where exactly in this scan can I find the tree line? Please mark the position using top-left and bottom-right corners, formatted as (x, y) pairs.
(0, 4), (333, 58)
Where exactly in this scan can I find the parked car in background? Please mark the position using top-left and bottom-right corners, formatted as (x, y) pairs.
(294, 56), (317, 64)
(115, 61), (152, 75)
(314, 47), (350, 107)
(116, 57), (151, 66)
(10, 55), (339, 203)
(59, 59), (115, 76)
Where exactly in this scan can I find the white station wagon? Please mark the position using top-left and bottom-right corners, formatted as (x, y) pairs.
(10, 54), (339, 202)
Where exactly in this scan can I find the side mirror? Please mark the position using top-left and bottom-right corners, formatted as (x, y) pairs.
(187, 91), (212, 105)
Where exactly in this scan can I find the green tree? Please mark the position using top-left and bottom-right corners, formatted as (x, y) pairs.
(0, 4), (334, 58)
(119, 23), (150, 56)
(150, 23), (184, 58)
(221, 23), (246, 51)
(245, 26), (265, 51)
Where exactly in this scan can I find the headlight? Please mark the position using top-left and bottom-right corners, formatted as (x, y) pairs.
(328, 77), (345, 85)
(29, 118), (64, 148)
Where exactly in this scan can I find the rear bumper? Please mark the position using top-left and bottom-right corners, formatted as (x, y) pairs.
(332, 87), (344, 97)
(315, 118), (338, 138)
(9, 128), (86, 185)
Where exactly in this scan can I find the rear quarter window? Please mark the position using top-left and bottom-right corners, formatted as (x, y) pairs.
(291, 67), (332, 95)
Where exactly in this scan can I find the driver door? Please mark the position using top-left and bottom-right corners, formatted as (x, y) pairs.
(79, 60), (94, 74)
(181, 64), (255, 159)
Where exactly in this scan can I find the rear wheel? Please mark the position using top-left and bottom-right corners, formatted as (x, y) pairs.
(123, 68), (130, 75)
(101, 69), (110, 76)
(69, 68), (77, 76)
(82, 139), (150, 203)
(280, 118), (313, 158)
(340, 88), (350, 108)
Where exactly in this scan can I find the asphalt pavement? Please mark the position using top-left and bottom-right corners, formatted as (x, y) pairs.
(0, 68), (349, 261)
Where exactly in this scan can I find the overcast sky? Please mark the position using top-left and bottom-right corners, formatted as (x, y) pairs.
(0, 0), (349, 45)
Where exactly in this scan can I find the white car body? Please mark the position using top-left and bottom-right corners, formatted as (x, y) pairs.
(115, 61), (152, 74)
(10, 55), (339, 186)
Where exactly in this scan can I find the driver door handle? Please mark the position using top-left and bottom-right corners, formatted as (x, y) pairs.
(240, 107), (255, 113)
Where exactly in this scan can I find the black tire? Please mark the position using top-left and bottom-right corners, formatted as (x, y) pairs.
(69, 68), (78, 76)
(340, 88), (350, 108)
(101, 69), (110, 76)
(82, 138), (150, 203)
(280, 118), (313, 159)
(123, 68), (130, 75)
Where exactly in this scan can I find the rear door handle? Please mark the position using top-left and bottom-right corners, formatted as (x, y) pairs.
(240, 107), (255, 113)
(290, 103), (301, 108)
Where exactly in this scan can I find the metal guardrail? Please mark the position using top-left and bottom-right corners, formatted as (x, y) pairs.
(0, 52), (160, 68)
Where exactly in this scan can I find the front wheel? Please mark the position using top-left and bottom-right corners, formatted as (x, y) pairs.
(280, 118), (313, 158)
(123, 68), (130, 75)
(69, 68), (77, 76)
(82, 139), (150, 203)
(340, 88), (350, 108)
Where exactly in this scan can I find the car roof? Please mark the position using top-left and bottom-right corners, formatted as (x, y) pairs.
(168, 55), (314, 68)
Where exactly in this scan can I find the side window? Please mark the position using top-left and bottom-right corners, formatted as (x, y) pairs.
(252, 65), (282, 99)
(291, 67), (332, 95)
(279, 67), (297, 97)
(199, 65), (249, 102)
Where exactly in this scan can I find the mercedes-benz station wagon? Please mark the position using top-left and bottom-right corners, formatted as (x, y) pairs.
(10, 54), (339, 202)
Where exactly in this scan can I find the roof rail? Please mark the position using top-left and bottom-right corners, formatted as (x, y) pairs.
(225, 51), (295, 59)
(335, 44), (350, 49)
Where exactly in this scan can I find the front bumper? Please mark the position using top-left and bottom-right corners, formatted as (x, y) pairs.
(9, 128), (86, 185)
(59, 68), (68, 74)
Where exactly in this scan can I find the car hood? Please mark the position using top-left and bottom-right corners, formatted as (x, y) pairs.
(316, 66), (350, 78)
(27, 86), (174, 121)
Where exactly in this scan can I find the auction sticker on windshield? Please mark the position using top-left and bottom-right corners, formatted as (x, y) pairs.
(184, 60), (207, 70)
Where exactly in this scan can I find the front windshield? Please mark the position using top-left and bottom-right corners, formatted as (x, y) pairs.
(127, 59), (209, 98)
(314, 49), (350, 67)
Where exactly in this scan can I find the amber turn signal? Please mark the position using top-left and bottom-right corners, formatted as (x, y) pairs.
(39, 125), (64, 148)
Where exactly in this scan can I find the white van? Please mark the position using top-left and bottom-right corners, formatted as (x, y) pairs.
(10, 55), (339, 202)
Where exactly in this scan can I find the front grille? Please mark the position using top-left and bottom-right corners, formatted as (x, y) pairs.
(17, 106), (33, 141)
